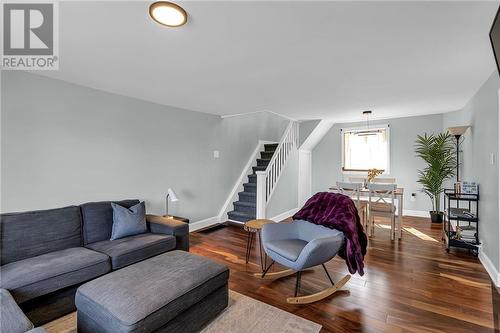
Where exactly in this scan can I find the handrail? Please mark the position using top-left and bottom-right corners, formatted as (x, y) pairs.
(256, 121), (299, 218)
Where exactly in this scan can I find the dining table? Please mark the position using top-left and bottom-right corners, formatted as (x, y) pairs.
(328, 186), (404, 239)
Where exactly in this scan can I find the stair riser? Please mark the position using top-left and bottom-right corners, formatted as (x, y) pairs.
(257, 160), (270, 167)
(227, 213), (254, 223)
(260, 151), (274, 159)
(234, 204), (256, 214)
(243, 185), (256, 193)
(252, 167), (266, 174)
(264, 144), (278, 152)
(239, 193), (256, 203)
(248, 175), (256, 183)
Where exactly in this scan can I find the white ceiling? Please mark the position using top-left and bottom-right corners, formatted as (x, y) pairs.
(37, 1), (499, 121)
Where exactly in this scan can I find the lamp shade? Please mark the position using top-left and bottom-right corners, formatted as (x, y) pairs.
(447, 126), (470, 136)
(167, 188), (179, 202)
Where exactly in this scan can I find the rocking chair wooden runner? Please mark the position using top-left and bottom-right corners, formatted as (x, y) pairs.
(255, 220), (351, 304)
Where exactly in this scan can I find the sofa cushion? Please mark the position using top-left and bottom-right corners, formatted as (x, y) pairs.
(0, 206), (82, 265)
(81, 200), (140, 245)
(110, 202), (147, 240)
(0, 247), (110, 304)
(0, 288), (34, 333)
(75, 251), (229, 333)
(86, 233), (176, 269)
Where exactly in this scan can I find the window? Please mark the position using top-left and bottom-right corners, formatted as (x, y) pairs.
(341, 125), (390, 172)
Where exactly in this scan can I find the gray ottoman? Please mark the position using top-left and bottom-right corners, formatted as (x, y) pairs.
(75, 251), (229, 333)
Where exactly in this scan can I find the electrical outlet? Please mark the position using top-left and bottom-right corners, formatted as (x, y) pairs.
(490, 153), (495, 165)
(213, 150), (220, 159)
(410, 193), (416, 202)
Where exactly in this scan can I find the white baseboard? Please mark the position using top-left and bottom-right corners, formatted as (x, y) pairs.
(270, 207), (299, 222)
(189, 216), (220, 232)
(479, 247), (500, 287)
(226, 219), (244, 225)
(403, 209), (429, 218)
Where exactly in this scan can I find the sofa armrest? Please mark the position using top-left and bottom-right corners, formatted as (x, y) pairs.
(146, 215), (189, 251)
(0, 288), (35, 333)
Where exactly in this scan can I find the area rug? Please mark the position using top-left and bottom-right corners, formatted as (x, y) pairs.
(43, 290), (322, 333)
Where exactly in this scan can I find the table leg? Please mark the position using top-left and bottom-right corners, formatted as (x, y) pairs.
(391, 215), (395, 241)
(398, 195), (403, 239)
(245, 232), (254, 264)
(257, 231), (266, 271)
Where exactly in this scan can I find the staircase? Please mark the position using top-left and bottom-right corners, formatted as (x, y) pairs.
(227, 143), (279, 222)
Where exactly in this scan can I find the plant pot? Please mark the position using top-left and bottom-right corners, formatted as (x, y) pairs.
(429, 211), (444, 223)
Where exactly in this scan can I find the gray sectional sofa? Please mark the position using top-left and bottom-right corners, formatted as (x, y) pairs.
(0, 289), (48, 333)
(0, 199), (189, 326)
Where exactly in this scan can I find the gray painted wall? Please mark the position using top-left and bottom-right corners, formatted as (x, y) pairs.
(1, 71), (290, 222)
(299, 120), (321, 147)
(443, 71), (499, 270)
(266, 149), (299, 218)
(312, 114), (444, 212)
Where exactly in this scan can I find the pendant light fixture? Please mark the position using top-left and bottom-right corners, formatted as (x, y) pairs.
(357, 110), (378, 136)
(149, 1), (188, 27)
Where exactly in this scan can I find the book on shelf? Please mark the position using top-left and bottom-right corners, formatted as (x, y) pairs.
(456, 225), (477, 240)
(449, 207), (476, 219)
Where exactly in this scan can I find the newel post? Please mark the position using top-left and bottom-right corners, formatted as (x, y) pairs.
(256, 171), (267, 219)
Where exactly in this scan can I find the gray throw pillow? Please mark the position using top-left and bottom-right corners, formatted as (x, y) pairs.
(110, 201), (147, 240)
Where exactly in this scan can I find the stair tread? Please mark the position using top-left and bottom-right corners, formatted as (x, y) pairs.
(244, 183), (256, 187)
(234, 201), (256, 207)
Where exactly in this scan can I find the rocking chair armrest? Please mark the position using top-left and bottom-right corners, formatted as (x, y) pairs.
(297, 236), (344, 270)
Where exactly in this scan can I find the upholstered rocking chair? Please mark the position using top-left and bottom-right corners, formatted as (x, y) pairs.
(255, 220), (351, 304)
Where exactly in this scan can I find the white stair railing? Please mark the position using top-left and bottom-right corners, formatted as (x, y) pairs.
(256, 121), (299, 219)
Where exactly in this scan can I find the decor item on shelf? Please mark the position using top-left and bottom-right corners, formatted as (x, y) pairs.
(447, 125), (471, 184)
(461, 181), (479, 194)
(165, 188), (179, 217)
(415, 132), (456, 223)
(367, 168), (383, 183)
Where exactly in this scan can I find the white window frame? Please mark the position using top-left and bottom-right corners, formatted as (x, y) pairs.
(341, 124), (391, 175)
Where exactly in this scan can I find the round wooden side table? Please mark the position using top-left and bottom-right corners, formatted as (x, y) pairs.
(244, 219), (273, 271)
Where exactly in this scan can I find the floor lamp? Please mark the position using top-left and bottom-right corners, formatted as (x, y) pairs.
(447, 126), (470, 191)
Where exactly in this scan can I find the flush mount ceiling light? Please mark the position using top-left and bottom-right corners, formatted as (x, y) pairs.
(149, 1), (187, 27)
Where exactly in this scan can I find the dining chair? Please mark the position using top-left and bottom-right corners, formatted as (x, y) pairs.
(348, 177), (366, 186)
(336, 182), (368, 232)
(367, 183), (398, 240)
(372, 177), (396, 184)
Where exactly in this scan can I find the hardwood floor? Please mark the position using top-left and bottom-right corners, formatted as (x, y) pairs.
(190, 217), (498, 333)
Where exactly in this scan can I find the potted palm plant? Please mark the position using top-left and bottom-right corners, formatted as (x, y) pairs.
(415, 132), (456, 223)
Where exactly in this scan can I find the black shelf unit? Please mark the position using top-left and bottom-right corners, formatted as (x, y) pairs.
(443, 188), (480, 255)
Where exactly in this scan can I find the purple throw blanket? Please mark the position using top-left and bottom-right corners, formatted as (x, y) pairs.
(293, 192), (367, 275)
